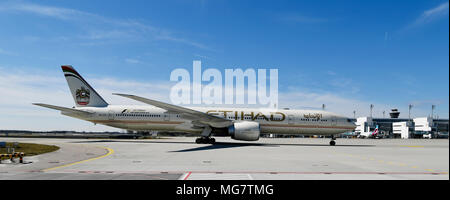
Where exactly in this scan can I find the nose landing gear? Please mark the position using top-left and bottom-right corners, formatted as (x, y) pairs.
(329, 135), (336, 146)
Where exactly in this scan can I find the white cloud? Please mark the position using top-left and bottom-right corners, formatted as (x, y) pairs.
(418, 2), (449, 23)
(322, 71), (360, 94)
(0, 48), (15, 56)
(408, 2), (449, 28)
(277, 89), (449, 119)
(125, 58), (142, 64)
(326, 70), (337, 76)
(0, 1), (210, 49)
(155, 33), (213, 50)
(0, 1), (90, 20)
(0, 67), (174, 131)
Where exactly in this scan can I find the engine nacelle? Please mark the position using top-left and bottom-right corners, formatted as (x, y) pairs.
(228, 121), (260, 141)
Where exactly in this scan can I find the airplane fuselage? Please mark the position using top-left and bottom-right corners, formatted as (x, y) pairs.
(63, 105), (356, 136)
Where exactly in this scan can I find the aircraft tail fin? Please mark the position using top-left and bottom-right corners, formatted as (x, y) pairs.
(61, 65), (108, 107)
(372, 125), (379, 136)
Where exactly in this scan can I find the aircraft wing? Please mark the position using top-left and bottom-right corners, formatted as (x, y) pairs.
(33, 103), (94, 115)
(113, 93), (233, 128)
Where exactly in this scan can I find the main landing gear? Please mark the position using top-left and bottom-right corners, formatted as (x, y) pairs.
(329, 135), (336, 146)
(195, 126), (216, 144)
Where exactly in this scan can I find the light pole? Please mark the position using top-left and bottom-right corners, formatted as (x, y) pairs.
(408, 104), (413, 122)
(370, 104), (374, 118)
(436, 114), (439, 135)
(322, 104), (326, 110)
(408, 104), (413, 139)
(431, 105), (435, 119)
(353, 110), (356, 119)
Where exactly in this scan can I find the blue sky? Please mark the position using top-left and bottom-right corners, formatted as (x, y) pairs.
(0, 0), (448, 131)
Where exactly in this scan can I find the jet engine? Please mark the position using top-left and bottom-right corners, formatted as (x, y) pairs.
(228, 121), (260, 141)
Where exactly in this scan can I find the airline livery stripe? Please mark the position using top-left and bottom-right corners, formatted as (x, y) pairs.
(90, 119), (353, 129)
(64, 74), (90, 86)
(90, 120), (184, 124)
(261, 124), (355, 129)
(62, 66), (96, 91)
(62, 68), (77, 74)
(62, 66), (80, 76)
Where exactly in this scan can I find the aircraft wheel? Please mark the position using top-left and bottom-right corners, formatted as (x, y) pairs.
(196, 137), (216, 144)
(329, 141), (336, 146)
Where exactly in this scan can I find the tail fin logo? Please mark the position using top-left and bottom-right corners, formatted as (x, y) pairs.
(372, 125), (379, 136)
(76, 86), (90, 105)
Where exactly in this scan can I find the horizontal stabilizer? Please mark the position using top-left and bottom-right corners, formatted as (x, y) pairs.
(32, 103), (93, 115)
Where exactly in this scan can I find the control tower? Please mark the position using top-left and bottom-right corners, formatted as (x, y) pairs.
(389, 109), (400, 118)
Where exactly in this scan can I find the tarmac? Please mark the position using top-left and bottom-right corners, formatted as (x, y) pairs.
(0, 137), (448, 180)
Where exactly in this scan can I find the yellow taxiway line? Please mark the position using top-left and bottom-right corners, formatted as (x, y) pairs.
(42, 146), (114, 172)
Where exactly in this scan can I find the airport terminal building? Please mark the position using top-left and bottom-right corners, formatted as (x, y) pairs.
(354, 117), (449, 139)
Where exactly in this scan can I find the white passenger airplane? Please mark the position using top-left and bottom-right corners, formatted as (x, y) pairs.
(34, 66), (356, 146)
(359, 125), (380, 138)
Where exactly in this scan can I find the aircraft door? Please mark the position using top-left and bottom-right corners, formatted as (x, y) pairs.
(288, 115), (295, 124)
(331, 116), (337, 126)
(108, 111), (114, 120)
(164, 113), (170, 121)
